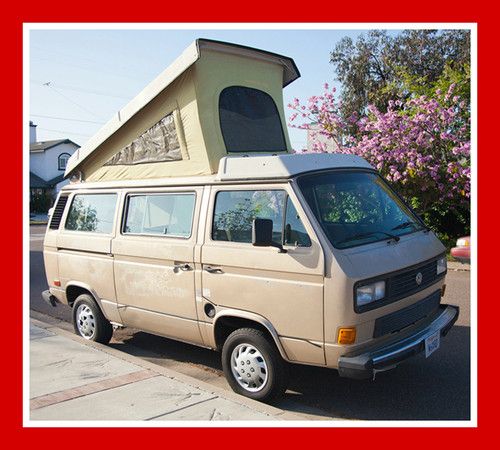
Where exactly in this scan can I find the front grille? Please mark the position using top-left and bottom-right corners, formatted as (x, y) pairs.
(388, 259), (438, 300)
(373, 290), (441, 337)
(354, 255), (445, 313)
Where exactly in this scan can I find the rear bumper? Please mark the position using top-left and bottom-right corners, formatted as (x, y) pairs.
(42, 290), (59, 307)
(338, 304), (459, 379)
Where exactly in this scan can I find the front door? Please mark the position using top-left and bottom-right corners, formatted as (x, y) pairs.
(112, 188), (203, 345)
(200, 184), (326, 365)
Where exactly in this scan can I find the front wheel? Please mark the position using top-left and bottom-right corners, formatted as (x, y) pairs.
(221, 328), (289, 403)
(72, 294), (113, 344)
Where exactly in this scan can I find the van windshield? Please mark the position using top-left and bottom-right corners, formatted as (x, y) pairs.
(297, 170), (425, 249)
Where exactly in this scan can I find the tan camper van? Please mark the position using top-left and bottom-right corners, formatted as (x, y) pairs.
(42, 39), (459, 403)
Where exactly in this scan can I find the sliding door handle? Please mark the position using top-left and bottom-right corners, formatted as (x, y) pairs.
(173, 263), (192, 272)
(204, 266), (223, 274)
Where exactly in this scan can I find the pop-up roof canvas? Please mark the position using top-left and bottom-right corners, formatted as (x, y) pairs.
(65, 39), (300, 182)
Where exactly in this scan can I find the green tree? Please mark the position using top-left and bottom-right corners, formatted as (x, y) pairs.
(330, 30), (471, 123)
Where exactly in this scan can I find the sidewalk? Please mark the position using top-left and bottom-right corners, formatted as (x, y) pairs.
(29, 318), (304, 422)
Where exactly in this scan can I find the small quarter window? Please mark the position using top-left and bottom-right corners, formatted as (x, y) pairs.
(284, 197), (311, 247)
(219, 86), (286, 153)
(65, 194), (117, 233)
(124, 193), (195, 238)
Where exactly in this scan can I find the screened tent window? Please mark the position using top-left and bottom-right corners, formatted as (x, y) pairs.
(124, 193), (195, 238)
(58, 153), (71, 171)
(212, 190), (311, 247)
(219, 86), (286, 153)
(65, 194), (117, 233)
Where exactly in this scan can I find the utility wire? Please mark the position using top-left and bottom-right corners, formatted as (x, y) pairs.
(30, 114), (104, 125)
(42, 82), (104, 120)
(38, 127), (92, 138)
(30, 79), (130, 100)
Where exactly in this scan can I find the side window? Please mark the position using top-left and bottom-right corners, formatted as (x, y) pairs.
(212, 190), (311, 247)
(123, 193), (195, 238)
(212, 190), (286, 244)
(65, 194), (117, 233)
(284, 198), (311, 247)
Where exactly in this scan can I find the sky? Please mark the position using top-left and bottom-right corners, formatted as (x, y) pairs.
(28, 27), (387, 150)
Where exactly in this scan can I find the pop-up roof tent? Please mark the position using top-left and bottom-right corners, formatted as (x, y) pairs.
(65, 39), (300, 182)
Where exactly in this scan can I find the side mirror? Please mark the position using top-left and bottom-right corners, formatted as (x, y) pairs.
(252, 218), (287, 253)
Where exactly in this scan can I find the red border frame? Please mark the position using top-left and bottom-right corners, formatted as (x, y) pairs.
(13, 1), (488, 443)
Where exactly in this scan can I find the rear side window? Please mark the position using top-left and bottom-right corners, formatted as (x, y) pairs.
(219, 86), (286, 153)
(123, 193), (195, 238)
(65, 194), (117, 233)
(212, 190), (311, 247)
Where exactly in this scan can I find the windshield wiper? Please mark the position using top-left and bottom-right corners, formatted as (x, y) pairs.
(337, 230), (400, 245)
(391, 221), (429, 232)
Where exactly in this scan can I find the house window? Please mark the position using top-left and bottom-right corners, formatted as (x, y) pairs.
(58, 153), (71, 171)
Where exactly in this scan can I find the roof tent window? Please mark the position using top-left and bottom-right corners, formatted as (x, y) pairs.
(219, 86), (286, 153)
(104, 112), (182, 166)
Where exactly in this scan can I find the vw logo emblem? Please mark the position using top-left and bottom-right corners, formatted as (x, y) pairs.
(415, 272), (423, 285)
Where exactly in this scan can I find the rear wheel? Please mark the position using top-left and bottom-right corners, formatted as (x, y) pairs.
(221, 327), (288, 403)
(72, 294), (113, 344)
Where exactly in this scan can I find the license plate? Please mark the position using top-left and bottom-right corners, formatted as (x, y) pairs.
(425, 331), (440, 358)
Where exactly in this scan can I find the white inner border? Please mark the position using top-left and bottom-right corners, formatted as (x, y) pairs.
(23, 22), (478, 428)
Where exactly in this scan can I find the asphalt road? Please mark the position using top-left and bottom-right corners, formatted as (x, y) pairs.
(29, 225), (471, 420)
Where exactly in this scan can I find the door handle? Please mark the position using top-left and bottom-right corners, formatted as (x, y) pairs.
(204, 266), (223, 274)
(173, 263), (192, 272)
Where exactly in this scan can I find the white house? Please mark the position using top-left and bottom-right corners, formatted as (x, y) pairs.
(29, 121), (80, 212)
(306, 123), (341, 153)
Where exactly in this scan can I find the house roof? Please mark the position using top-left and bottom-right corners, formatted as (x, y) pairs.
(29, 171), (49, 188)
(46, 174), (65, 186)
(30, 139), (80, 153)
(30, 172), (67, 189)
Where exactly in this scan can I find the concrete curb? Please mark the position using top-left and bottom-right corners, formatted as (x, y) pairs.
(30, 316), (307, 421)
(447, 261), (471, 272)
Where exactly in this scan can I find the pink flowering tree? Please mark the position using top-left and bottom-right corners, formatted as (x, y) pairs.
(288, 83), (471, 240)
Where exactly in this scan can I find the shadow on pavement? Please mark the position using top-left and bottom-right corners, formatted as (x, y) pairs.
(109, 325), (470, 421)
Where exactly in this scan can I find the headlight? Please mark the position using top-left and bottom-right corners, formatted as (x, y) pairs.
(456, 238), (469, 247)
(356, 280), (385, 307)
(437, 257), (447, 275)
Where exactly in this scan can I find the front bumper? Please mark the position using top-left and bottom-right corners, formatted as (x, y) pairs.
(338, 304), (459, 379)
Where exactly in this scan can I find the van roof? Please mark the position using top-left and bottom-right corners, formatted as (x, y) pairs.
(61, 153), (373, 190)
(64, 39), (300, 181)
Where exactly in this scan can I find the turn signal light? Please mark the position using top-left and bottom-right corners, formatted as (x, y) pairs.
(53, 280), (61, 287)
(338, 327), (356, 345)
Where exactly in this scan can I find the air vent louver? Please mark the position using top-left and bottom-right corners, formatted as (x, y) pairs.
(49, 195), (69, 230)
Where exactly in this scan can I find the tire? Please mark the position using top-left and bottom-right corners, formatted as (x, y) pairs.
(72, 294), (113, 344)
(221, 327), (289, 403)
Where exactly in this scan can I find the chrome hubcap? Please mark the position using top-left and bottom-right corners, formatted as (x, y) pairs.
(230, 343), (268, 392)
(76, 304), (95, 339)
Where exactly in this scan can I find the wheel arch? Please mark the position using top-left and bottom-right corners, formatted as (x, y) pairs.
(213, 310), (289, 361)
(65, 282), (102, 309)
